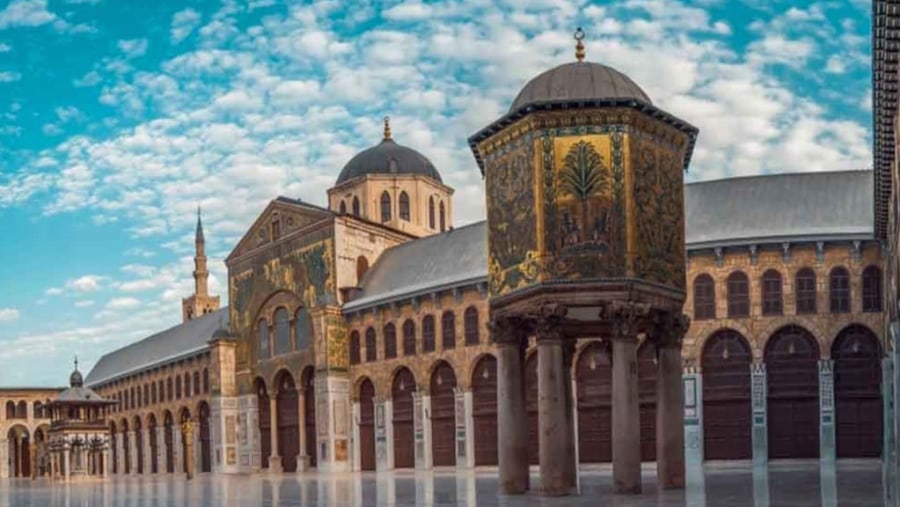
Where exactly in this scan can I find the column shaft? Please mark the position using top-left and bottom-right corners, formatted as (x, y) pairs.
(537, 334), (571, 496)
(497, 339), (528, 494)
(612, 338), (641, 494)
(269, 397), (282, 472)
(656, 343), (685, 489)
(298, 391), (308, 470)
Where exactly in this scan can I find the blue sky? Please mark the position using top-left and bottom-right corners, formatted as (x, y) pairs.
(0, 0), (874, 386)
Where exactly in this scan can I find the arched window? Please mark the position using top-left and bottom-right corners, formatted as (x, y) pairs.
(258, 319), (270, 359)
(175, 376), (182, 399)
(693, 274), (715, 320)
(123, 391), (129, 411)
(193, 371), (201, 395)
(167, 378), (173, 401)
(33, 401), (42, 419)
(402, 319), (416, 356)
(727, 271), (749, 318)
(16, 401), (26, 418)
(356, 256), (369, 284)
(761, 269), (783, 316)
(295, 307), (311, 350)
(399, 191), (410, 221)
(352, 196), (360, 217)
(380, 191), (391, 222)
(384, 323), (397, 359)
(429, 197), (436, 229)
(5, 401), (15, 419)
(795, 268), (817, 314)
(365, 327), (377, 362)
(349, 331), (361, 365)
(151, 382), (157, 404)
(144, 384), (150, 405)
(830, 267), (850, 314)
(184, 373), (191, 397)
(129, 388), (134, 409)
(422, 315), (436, 352)
(863, 265), (883, 312)
(439, 201), (446, 232)
(464, 307), (479, 345)
(441, 311), (456, 349)
(203, 369), (209, 394)
(339, 200), (347, 214)
(274, 308), (290, 355)
(158, 380), (164, 402)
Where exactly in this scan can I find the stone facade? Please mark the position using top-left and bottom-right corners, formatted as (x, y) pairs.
(0, 388), (59, 478)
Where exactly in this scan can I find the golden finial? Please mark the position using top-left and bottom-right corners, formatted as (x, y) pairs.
(574, 27), (585, 62)
(383, 116), (392, 140)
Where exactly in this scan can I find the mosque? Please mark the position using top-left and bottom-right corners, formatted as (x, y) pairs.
(0, 27), (892, 495)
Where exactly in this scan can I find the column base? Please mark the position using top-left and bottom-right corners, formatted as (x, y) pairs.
(297, 455), (310, 472)
(267, 456), (283, 474)
(613, 481), (642, 495)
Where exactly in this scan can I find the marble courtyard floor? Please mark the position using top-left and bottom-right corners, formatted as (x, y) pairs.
(0, 461), (888, 506)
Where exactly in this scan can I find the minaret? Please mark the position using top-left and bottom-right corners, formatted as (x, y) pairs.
(182, 207), (220, 322)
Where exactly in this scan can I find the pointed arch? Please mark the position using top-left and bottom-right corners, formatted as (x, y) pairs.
(380, 191), (392, 222)
(693, 273), (715, 320)
(391, 367), (416, 468)
(274, 307), (291, 355)
(765, 325), (819, 459)
(352, 196), (360, 217)
(339, 200), (347, 214)
(702, 329), (752, 460)
(399, 191), (410, 221)
(402, 319), (416, 356)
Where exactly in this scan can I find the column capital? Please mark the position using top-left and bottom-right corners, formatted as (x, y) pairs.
(489, 316), (532, 347)
(601, 301), (652, 341)
(534, 314), (566, 344)
(650, 311), (690, 349)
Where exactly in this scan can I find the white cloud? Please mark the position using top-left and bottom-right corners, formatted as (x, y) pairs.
(0, 71), (21, 82)
(45, 287), (63, 296)
(171, 8), (201, 44)
(0, 43), (10, 52)
(383, 1), (433, 20)
(0, 308), (19, 322)
(74, 300), (94, 308)
(825, 55), (846, 74)
(118, 38), (148, 58)
(73, 70), (101, 87)
(105, 297), (141, 310)
(47, 275), (106, 295)
(0, 0), (56, 29)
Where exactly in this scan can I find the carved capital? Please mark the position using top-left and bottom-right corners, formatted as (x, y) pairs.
(601, 301), (651, 340)
(650, 311), (690, 348)
(489, 316), (531, 347)
(534, 314), (566, 344)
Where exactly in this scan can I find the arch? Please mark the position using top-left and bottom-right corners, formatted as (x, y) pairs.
(402, 319), (416, 356)
(193, 371), (201, 396)
(765, 325), (820, 459)
(110, 421), (118, 474)
(275, 370), (300, 472)
(693, 273), (715, 320)
(727, 271), (749, 318)
(5, 400), (14, 419)
(274, 307), (291, 355)
(441, 310), (456, 350)
(301, 366), (317, 467)
(295, 307), (312, 350)
(471, 354), (498, 466)
(147, 413), (158, 474)
(349, 331), (361, 365)
(352, 196), (361, 217)
(832, 324), (883, 457)
(198, 401), (212, 473)
(356, 256), (369, 284)
(429, 196), (436, 229)
(163, 410), (174, 473)
(255, 377), (272, 469)
(702, 329), (752, 460)
(176, 375), (183, 399)
(151, 382), (157, 404)
(439, 201), (446, 231)
(422, 315), (436, 352)
(33, 401), (43, 419)
(258, 319), (270, 359)
(358, 378), (376, 471)
(7, 424), (30, 478)
(167, 377), (174, 401)
(576, 341), (611, 463)
(464, 306), (479, 346)
(430, 361), (457, 466)
(384, 323), (397, 359)
(184, 372), (192, 397)
(637, 340), (657, 462)
(121, 418), (131, 474)
(829, 266), (850, 314)
(795, 267), (817, 314)
(525, 351), (539, 465)
(134, 415), (144, 474)
(380, 191), (392, 222)
(365, 327), (377, 362)
(761, 269), (783, 316)
(15, 400), (26, 419)
(391, 367), (416, 468)
(862, 265), (883, 312)
(399, 191), (410, 221)
(339, 200), (347, 214)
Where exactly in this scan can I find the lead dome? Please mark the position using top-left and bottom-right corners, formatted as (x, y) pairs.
(335, 117), (442, 186)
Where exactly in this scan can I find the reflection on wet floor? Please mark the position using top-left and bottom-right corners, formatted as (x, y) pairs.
(0, 461), (887, 506)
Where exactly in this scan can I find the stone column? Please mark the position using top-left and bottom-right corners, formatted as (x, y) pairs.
(491, 317), (529, 495)
(115, 434), (124, 475)
(127, 431), (137, 474)
(63, 447), (70, 479)
(819, 359), (836, 464)
(609, 302), (644, 495)
(536, 314), (572, 496)
(182, 421), (195, 480)
(103, 447), (110, 477)
(0, 438), (8, 478)
(173, 427), (183, 474)
(29, 441), (36, 480)
(156, 427), (166, 474)
(751, 361), (767, 466)
(268, 397), (282, 473)
(655, 313), (688, 490)
(298, 390), (309, 471)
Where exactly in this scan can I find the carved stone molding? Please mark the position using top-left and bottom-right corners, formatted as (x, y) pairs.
(650, 311), (690, 349)
(488, 316), (532, 347)
(600, 300), (652, 340)
(534, 314), (566, 344)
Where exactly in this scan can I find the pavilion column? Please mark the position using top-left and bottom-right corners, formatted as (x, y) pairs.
(655, 313), (689, 490)
(268, 397), (282, 472)
(491, 317), (530, 495)
(103, 447), (110, 477)
(156, 426), (166, 474)
(610, 303), (642, 494)
(63, 446), (70, 479)
(536, 313), (574, 496)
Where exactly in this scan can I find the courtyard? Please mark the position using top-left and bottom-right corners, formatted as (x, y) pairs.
(0, 461), (885, 506)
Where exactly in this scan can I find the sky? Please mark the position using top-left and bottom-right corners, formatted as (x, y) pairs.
(0, 0), (874, 386)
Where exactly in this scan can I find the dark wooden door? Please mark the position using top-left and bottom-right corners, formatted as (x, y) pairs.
(638, 342), (657, 462)
(199, 403), (211, 473)
(277, 374), (300, 473)
(702, 330), (752, 460)
(258, 387), (272, 469)
(431, 362), (458, 467)
(110, 430), (118, 474)
(392, 368), (415, 468)
(135, 423), (144, 474)
(123, 429), (131, 474)
(833, 325), (882, 458)
(148, 418), (158, 474)
(766, 325), (819, 459)
(302, 369), (317, 467)
(525, 353), (540, 465)
(359, 379), (376, 471)
(576, 341), (612, 463)
(164, 413), (174, 473)
(472, 355), (498, 466)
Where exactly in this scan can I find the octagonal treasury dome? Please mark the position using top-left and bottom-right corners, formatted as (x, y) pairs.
(335, 117), (442, 186)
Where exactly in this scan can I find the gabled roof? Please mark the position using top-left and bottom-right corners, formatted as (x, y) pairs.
(85, 308), (228, 387)
(225, 197), (333, 263)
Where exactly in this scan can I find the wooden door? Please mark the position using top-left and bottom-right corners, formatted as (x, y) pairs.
(472, 355), (498, 466)
(431, 362), (458, 467)
(258, 386), (272, 469)
(199, 403), (211, 473)
(702, 330), (752, 460)
(148, 418), (158, 474)
(833, 325), (882, 458)
(525, 353), (540, 465)
(277, 373), (300, 473)
(123, 429), (131, 474)
(392, 368), (415, 468)
(766, 325), (819, 459)
(302, 369), (317, 467)
(134, 421), (144, 474)
(576, 341), (612, 463)
(359, 379), (376, 471)
(638, 341), (657, 462)
(164, 414), (174, 473)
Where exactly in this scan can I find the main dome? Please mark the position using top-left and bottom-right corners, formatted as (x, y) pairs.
(335, 128), (442, 186)
(509, 61), (652, 113)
